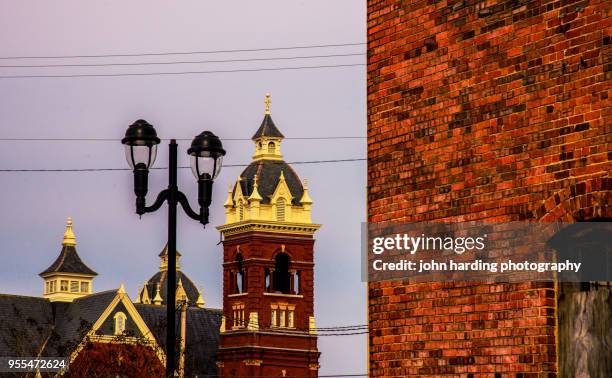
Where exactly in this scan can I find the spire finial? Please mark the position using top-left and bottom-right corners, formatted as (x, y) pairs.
(63, 217), (77, 246)
(264, 93), (271, 115)
(153, 283), (163, 305)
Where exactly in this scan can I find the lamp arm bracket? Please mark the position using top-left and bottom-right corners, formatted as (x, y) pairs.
(176, 191), (201, 222)
(143, 189), (170, 214)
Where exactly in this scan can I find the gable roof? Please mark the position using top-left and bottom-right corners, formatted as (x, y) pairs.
(39, 245), (98, 277)
(135, 304), (222, 376)
(53, 290), (117, 351)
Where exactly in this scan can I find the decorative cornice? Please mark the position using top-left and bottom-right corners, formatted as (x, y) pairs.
(217, 220), (321, 237)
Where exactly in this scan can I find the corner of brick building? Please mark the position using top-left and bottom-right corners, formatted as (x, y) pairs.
(367, 0), (611, 376)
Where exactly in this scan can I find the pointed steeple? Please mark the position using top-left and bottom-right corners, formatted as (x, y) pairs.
(40, 217), (97, 302)
(252, 93), (284, 161)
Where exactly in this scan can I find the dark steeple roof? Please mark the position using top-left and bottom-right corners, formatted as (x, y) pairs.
(159, 244), (181, 257)
(251, 114), (284, 140)
(237, 160), (304, 205)
(39, 245), (98, 277)
(143, 270), (200, 306)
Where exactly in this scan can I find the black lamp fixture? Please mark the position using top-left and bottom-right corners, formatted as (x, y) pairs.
(121, 119), (225, 378)
(188, 131), (226, 225)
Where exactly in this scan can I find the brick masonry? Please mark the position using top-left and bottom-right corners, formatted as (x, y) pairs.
(367, 0), (611, 376)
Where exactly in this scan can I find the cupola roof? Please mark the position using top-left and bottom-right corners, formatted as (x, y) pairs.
(39, 218), (97, 277)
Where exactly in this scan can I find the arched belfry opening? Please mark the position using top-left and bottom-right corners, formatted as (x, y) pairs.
(233, 252), (246, 294)
(273, 252), (291, 294)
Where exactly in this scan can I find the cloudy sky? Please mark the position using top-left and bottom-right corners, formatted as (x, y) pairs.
(0, 1), (366, 375)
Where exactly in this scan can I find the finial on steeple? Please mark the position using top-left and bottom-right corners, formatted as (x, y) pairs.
(135, 286), (142, 303)
(264, 93), (271, 115)
(196, 286), (206, 308)
(63, 217), (76, 246)
(249, 174), (263, 202)
(153, 283), (163, 305)
(224, 184), (234, 208)
(141, 281), (151, 304)
(176, 278), (188, 305)
(300, 178), (313, 205)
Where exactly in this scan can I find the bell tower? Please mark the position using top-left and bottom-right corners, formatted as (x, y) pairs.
(216, 94), (321, 377)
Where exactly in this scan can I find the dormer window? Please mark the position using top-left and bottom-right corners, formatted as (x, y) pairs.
(114, 312), (126, 335)
(268, 142), (276, 154)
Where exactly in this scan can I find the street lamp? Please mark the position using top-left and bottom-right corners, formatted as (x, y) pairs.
(121, 119), (225, 377)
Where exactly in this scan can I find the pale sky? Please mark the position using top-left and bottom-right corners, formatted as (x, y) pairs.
(0, 1), (366, 375)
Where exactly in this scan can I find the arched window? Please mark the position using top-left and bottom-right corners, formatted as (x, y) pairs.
(114, 312), (126, 335)
(276, 198), (286, 221)
(268, 141), (276, 154)
(273, 253), (291, 294)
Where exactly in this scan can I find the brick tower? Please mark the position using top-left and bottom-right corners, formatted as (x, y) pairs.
(216, 94), (321, 377)
(367, 0), (611, 376)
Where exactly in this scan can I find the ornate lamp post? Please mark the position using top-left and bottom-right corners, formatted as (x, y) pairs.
(122, 119), (225, 377)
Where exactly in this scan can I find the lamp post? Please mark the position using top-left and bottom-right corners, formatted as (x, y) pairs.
(122, 119), (225, 377)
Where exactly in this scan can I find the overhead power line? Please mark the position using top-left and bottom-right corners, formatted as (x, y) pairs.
(0, 136), (365, 142)
(0, 158), (366, 172)
(0, 63), (365, 79)
(0, 53), (365, 69)
(0, 42), (366, 60)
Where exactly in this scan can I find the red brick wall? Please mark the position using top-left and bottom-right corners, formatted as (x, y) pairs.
(367, 0), (611, 375)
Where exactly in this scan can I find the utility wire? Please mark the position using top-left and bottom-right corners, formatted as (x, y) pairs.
(0, 53), (365, 69)
(0, 158), (366, 172)
(0, 42), (366, 60)
(0, 136), (365, 142)
(0, 63), (365, 79)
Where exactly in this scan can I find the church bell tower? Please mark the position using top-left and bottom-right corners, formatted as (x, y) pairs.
(216, 94), (321, 377)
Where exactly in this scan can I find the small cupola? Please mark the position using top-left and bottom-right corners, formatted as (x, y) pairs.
(252, 93), (284, 161)
(39, 218), (97, 302)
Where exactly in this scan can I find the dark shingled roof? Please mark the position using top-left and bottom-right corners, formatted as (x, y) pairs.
(251, 114), (284, 140)
(135, 304), (222, 376)
(0, 290), (115, 358)
(144, 270), (200, 307)
(53, 290), (117, 348)
(0, 291), (221, 376)
(39, 245), (98, 277)
(237, 159), (304, 205)
(0, 294), (56, 357)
